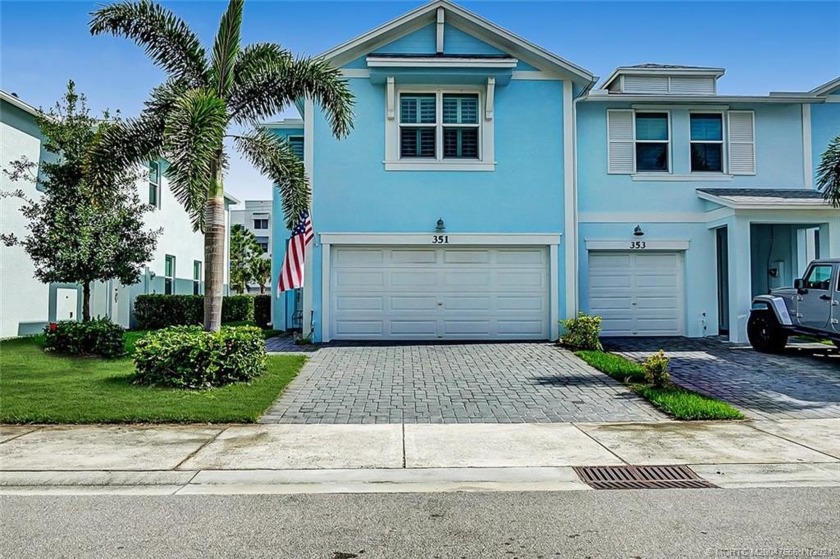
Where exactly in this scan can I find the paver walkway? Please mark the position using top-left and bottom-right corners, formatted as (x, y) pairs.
(261, 342), (665, 424)
(605, 337), (840, 420)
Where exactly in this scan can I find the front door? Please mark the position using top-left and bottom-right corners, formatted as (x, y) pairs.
(798, 263), (834, 330)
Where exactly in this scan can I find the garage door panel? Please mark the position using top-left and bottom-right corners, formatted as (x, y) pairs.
(390, 296), (438, 311)
(588, 251), (684, 337)
(335, 296), (384, 311)
(331, 246), (549, 340)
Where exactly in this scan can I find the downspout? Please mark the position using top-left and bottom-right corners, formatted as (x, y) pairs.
(570, 78), (597, 318)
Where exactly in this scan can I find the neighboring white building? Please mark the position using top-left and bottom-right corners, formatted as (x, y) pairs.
(0, 89), (236, 336)
(229, 199), (272, 293)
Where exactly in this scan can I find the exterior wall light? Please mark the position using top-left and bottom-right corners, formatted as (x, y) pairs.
(435, 218), (446, 232)
(633, 225), (644, 237)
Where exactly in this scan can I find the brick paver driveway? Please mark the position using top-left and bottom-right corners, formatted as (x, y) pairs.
(261, 342), (665, 424)
(605, 337), (840, 420)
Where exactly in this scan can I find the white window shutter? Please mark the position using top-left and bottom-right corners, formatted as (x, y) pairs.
(728, 111), (755, 175)
(607, 110), (634, 174)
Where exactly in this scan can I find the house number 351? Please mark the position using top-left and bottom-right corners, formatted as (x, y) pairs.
(630, 241), (646, 249)
(432, 235), (449, 244)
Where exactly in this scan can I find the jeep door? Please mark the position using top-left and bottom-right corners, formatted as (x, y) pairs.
(798, 263), (833, 331)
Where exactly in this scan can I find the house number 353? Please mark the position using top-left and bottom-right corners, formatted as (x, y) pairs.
(630, 241), (646, 249)
(432, 235), (449, 244)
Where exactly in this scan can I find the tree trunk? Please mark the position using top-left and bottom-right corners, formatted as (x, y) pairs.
(82, 281), (91, 322)
(204, 164), (226, 332)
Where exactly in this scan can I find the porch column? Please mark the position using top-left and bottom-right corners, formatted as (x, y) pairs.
(819, 221), (840, 258)
(727, 217), (752, 343)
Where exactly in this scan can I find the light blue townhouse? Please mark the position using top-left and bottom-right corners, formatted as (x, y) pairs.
(270, 0), (594, 342)
(577, 69), (839, 342)
(270, 0), (839, 344)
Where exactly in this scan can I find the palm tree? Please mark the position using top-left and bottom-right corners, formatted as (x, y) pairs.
(817, 136), (840, 208)
(88, 0), (353, 330)
(250, 256), (272, 295)
(229, 224), (262, 294)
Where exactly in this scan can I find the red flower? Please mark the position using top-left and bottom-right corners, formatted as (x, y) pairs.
(48, 322), (58, 332)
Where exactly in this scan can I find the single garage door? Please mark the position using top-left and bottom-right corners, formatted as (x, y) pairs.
(330, 246), (549, 340)
(588, 252), (684, 336)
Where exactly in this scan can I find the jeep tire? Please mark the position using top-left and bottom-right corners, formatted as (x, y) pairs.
(747, 311), (788, 354)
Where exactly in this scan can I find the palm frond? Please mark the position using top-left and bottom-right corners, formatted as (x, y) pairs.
(234, 127), (309, 228)
(817, 136), (840, 209)
(230, 51), (354, 138)
(90, 0), (208, 85)
(162, 88), (228, 231)
(209, 0), (244, 97)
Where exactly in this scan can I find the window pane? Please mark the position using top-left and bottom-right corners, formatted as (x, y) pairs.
(636, 143), (668, 171)
(149, 183), (157, 206)
(443, 128), (479, 158)
(149, 160), (160, 184)
(635, 113), (668, 141)
(165, 256), (174, 277)
(400, 95), (436, 124)
(400, 127), (436, 157)
(691, 143), (723, 172)
(443, 94), (478, 124)
(805, 265), (832, 289)
(193, 261), (201, 280)
(690, 114), (722, 141)
(165, 278), (173, 295)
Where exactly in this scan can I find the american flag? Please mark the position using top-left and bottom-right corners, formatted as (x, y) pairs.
(277, 211), (313, 294)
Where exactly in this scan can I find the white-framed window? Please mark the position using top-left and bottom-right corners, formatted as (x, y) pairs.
(164, 255), (175, 295)
(690, 113), (724, 173)
(256, 236), (269, 254)
(253, 218), (268, 230)
(385, 85), (494, 171)
(148, 160), (161, 208)
(634, 112), (670, 172)
(193, 260), (202, 295)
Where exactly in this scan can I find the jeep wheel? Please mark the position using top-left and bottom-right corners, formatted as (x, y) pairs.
(747, 311), (788, 353)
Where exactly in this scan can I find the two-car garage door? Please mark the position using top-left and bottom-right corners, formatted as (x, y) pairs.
(588, 252), (684, 336)
(330, 246), (549, 340)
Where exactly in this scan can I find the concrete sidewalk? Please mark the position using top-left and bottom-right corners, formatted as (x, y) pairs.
(1, 420), (838, 494)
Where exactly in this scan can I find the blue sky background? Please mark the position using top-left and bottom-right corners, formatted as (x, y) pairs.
(2, 1), (838, 202)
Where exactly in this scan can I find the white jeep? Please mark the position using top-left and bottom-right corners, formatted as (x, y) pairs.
(747, 258), (840, 353)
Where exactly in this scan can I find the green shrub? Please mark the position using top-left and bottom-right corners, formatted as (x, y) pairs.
(133, 295), (255, 329)
(43, 318), (125, 358)
(643, 350), (671, 388)
(254, 295), (271, 328)
(133, 325), (268, 389)
(560, 312), (603, 351)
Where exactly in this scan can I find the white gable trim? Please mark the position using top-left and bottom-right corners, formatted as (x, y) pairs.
(366, 56), (518, 69)
(0, 90), (42, 118)
(810, 76), (840, 96)
(319, 0), (594, 84)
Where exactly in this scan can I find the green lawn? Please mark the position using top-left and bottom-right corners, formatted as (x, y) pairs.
(575, 350), (744, 421)
(0, 336), (305, 424)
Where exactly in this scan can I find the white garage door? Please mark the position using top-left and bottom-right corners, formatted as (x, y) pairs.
(588, 252), (684, 336)
(330, 246), (549, 340)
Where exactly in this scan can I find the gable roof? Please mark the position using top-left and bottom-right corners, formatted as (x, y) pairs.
(0, 89), (41, 118)
(811, 76), (840, 96)
(696, 188), (829, 209)
(318, 0), (594, 85)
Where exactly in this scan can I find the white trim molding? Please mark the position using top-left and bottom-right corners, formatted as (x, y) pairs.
(366, 56), (518, 69)
(585, 239), (690, 251)
(803, 104), (813, 189)
(319, 232), (562, 246)
(340, 69), (371, 79)
(563, 79), (577, 319)
(632, 173), (733, 182)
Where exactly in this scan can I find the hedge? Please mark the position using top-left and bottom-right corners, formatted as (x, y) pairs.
(133, 325), (267, 388)
(134, 295), (255, 330)
(254, 295), (271, 328)
(44, 318), (125, 358)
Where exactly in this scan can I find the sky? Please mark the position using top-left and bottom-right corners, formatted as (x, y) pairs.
(2, 1), (838, 205)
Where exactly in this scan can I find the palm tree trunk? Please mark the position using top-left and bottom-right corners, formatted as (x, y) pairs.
(82, 281), (91, 322)
(203, 163), (226, 332)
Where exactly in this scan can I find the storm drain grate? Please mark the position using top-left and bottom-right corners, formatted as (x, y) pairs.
(573, 465), (718, 490)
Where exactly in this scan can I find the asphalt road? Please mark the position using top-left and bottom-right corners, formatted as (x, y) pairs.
(2, 488), (838, 558)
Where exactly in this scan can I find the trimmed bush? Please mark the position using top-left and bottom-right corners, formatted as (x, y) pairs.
(43, 318), (125, 358)
(254, 295), (271, 328)
(133, 325), (268, 389)
(560, 312), (603, 351)
(134, 294), (255, 329)
(643, 350), (671, 388)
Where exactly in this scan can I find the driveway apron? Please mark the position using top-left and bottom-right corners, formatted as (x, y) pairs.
(605, 337), (840, 420)
(261, 342), (665, 424)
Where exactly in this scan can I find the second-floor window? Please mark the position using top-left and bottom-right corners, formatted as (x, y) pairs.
(253, 218), (268, 230)
(634, 113), (669, 172)
(288, 136), (304, 160)
(149, 160), (161, 208)
(193, 260), (202, 295)
(256, 236), (269, 254)
(164, 255), (175, 295)
(399, 93), (480, 160)
(690, 113), (723, 172)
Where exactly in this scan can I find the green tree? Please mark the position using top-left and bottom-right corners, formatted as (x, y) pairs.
(817, 135), (840, 208)
(229, 223), (262, 294)
(87, 0), (353, 331)
(250, 255), (272, 295)
(1, 81), (160, 321)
